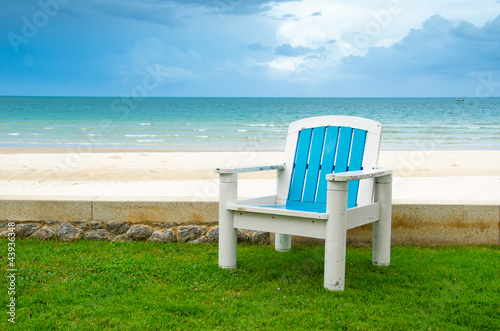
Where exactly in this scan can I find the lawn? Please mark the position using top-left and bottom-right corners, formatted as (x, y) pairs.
(1, 239), (499, 330)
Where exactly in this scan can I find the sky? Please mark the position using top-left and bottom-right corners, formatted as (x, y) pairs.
(1, 0), (500, 97)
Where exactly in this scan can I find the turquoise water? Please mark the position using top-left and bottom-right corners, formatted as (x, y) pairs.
(0, 96), (498, 150)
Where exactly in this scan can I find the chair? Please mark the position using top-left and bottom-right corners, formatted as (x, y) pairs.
(215, 116), (392, 291)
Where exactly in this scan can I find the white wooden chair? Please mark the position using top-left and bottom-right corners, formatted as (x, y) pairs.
(215, 116), (392, 291)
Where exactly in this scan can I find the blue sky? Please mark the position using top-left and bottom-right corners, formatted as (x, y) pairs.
(1, 0), (500, 97)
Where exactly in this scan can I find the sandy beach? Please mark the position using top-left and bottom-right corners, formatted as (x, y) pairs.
(0, 148), (499, 205)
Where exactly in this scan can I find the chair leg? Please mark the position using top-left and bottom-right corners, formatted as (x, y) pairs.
(218, 173), (238, 269)
(275, 233), (291, 252)
(373, 174), (392, 266)
(324, 180), (348, 291)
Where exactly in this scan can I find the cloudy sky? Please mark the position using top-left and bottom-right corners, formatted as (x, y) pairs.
(1, 0), (500, 97)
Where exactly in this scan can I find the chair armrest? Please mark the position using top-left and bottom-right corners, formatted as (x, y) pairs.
(326, 169), (392, 181)
(214, 163), (285, 174)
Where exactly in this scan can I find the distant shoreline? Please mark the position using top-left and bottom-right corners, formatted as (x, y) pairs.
(0, 146), (499, 154)
(0, 146), (283, 154)
(1, 95), (500, 99)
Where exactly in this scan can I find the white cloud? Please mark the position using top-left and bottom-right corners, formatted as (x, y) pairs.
(267, 57), (302, 72)
(267, 0), (500, 54)
(251, 0), (500, 82)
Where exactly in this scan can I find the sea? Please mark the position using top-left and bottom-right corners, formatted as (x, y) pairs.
(0, 96), (498, 150)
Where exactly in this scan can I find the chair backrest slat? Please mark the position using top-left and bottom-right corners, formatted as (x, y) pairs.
(288, 128), (312, 201)
(284, 117), (379, 212)
(346, 129), (367, 208)
(316, 126), (340, 204)
(334, 127), (352, 173)
(303, 127), (326, 202)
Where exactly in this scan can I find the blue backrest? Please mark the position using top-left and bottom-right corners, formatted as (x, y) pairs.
(286, 126), (367, 212)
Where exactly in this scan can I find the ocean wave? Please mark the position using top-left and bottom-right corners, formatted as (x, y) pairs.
(137, 139), (164, 142)
(237, 129), (248, 132)
(248, 123), (276, 127)
(195, 135), (208, 138)
(7, 133), (21, 136)
(139, 123), (151, 126)
(124, 134), (159, 137)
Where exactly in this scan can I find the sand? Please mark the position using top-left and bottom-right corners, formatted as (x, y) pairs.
(0, 148), (499, 204)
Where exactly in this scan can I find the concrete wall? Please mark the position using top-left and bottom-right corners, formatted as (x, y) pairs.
(0, 196), (498, 246)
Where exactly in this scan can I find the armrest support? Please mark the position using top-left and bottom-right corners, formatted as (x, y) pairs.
(215, 163), (285, 174)
(326, 168), (392, 182)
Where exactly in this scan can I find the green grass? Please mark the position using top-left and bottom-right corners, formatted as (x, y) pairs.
(1, 240), (499, 330)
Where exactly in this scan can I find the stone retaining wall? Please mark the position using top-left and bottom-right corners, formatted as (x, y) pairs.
(1, 220), (269, 245)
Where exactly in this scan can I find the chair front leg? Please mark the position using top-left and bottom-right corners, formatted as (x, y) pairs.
(275, 167), (291, 252)
(218, 173), (238, 269)
(324, 180), (348, 291)
(373, 174), (392, 266)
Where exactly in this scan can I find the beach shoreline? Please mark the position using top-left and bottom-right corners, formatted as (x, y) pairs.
(0, 149), (499, 204)
(0, 147), (277, 154)
(0, 146), (498, 154)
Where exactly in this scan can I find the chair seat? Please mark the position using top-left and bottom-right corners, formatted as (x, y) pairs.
(227, 203), (328, 220)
